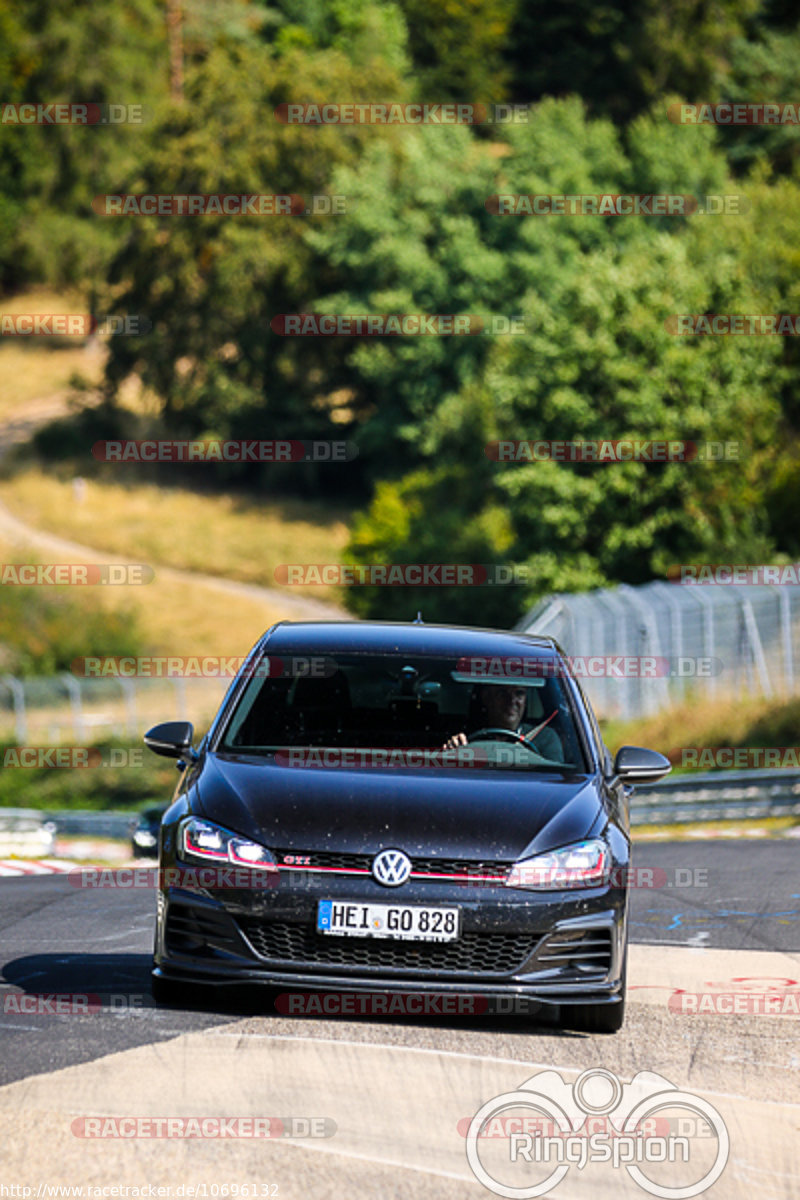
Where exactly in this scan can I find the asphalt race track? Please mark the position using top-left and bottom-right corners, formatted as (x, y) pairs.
(1, 839), (798, 1199)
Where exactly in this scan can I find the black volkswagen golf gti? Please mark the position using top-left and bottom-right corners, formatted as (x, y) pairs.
(146, 621), (670, 1032)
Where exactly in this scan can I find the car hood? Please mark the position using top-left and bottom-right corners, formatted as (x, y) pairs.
(195, 753), (608, 861)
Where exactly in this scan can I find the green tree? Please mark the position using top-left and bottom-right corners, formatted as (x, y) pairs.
(503, 0), (759, 125)
(0, 0), (168, 288)
(395, 0), (514, 103)
(101, 38), (408, 494)
(343, 99), (782, 622)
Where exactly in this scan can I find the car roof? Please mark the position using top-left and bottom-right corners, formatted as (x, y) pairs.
(260, 620), (560, 659)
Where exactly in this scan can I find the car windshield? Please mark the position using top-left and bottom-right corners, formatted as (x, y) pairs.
(217, 652), (588, 772)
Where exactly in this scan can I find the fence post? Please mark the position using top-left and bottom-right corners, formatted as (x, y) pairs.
(691, 587), (718, 696)
(619, 584), (670, 715)
(653, 581), (685, 704)
(59, 673), (85, 741)
(172, 675), (188, 719)
(779, 587), (794, 695)
(740, 594), (773, 697)
(1, 675), (28, 743)
(120, 677), (138, 737)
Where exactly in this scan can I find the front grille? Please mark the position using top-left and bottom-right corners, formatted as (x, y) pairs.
(536, 928), (613, 974)
(165, 903), (242, 957)
(239, 919), (537, 975)
(275, 849), (510, 881)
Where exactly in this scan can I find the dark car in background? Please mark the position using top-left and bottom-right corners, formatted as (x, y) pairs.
(145, 621), (670, 1032)
(131, 805), (168, 858)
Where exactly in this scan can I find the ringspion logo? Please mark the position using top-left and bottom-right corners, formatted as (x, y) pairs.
(465, 1068), (729, 1198)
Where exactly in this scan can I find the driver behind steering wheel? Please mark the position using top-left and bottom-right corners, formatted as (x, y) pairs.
(443, 683), (563, 760)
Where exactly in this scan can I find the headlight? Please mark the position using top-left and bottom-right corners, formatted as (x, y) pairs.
(505, 838), (609, 890)
(179, 817), (278, 871)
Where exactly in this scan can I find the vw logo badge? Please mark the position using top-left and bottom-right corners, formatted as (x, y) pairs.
(372, 848), (412, 887)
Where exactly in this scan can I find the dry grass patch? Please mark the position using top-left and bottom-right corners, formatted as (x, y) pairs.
(0, 468), (351, 602)
(0, 287), (104, 418)
(0, 532), (288, 660)
(600, 692), (797, 766)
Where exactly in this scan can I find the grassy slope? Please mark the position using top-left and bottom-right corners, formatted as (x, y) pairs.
(0, 468), (350, 603)
(600, 693), (800, 770)
(0, 288), (352, 658)
(0, 287), (104, 415)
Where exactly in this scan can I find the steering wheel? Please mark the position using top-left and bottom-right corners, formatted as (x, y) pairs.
(467, 727), (532, 746)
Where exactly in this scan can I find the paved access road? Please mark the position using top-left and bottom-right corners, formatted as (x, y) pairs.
(1, 840), (798, 1199)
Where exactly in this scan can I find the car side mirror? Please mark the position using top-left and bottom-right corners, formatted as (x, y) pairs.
(612, 745), (671, 784)
(144, 721), (197, 759)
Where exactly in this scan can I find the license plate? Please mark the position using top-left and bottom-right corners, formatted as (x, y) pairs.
(317, 900), (460, 942)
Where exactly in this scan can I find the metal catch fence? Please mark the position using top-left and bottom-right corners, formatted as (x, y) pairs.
(518, 580), (800, 719)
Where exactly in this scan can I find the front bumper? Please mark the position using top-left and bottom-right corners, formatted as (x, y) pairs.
(153, 873), (627, 1007)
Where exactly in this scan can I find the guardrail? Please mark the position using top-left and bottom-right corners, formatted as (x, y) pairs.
(630, 769), (800, 825)
(2, 771), (800, 845)
(0, 808), (57, 855)
(0, 808), (136, 840)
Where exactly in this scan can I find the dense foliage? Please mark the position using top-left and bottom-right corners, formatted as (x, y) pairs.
(2, 0), (798, 623)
